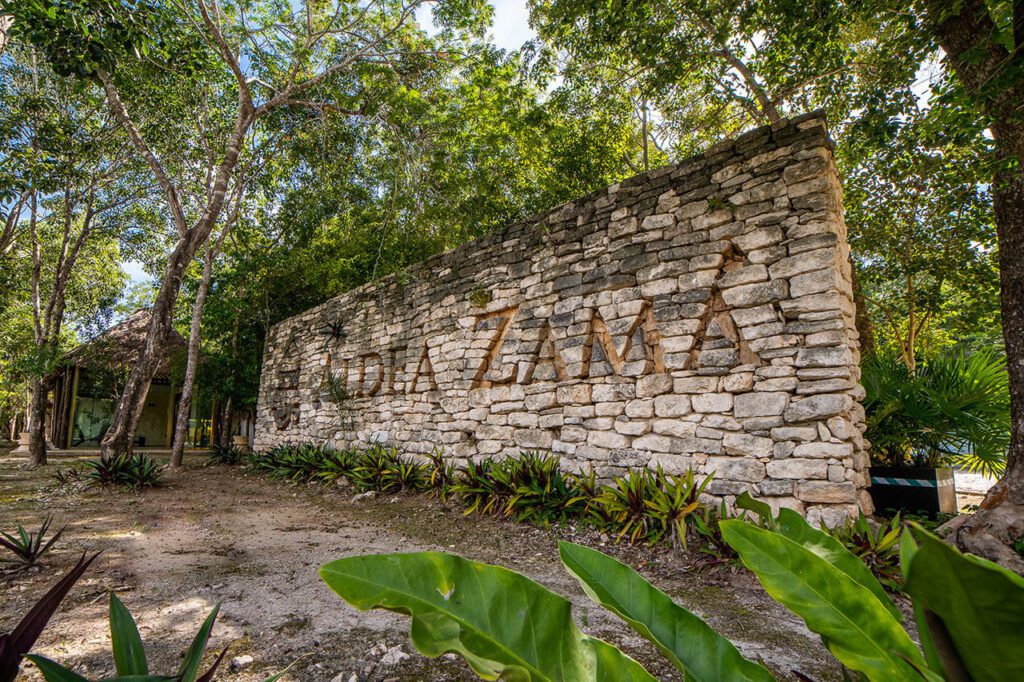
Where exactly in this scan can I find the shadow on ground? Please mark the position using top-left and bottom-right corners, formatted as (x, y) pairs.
(1, 452), (844, 681)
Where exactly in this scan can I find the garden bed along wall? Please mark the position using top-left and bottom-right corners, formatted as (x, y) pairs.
(255, 111), (871, 525)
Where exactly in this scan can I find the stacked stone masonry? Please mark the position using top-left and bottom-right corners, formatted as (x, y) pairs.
(255, 111), (873, 526)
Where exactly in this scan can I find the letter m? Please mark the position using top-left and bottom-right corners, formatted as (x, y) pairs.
(582, 301), (664, 378)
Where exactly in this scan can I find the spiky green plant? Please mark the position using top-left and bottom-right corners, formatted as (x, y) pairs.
(593, 468), (660, 544)
(315, 447), (360, 483)
(1, 553), (98, 682)
(451, 458), (513, 516)
(380, 458), (430, 493)
(503, 451), (584, 526)
(645, 469), (714, 549)
(26, 594), (287, 682)
(0, 517), (66, 568)
(83, 454), (163, 489)
(349, 444), (403, 492)
(246, 443), (333, 482)
(206, 443), (245, 466)
(826, 513), (903, 591)
(425, 449), (457, 500)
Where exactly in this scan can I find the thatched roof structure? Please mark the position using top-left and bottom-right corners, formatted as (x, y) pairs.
(67, 309), (186, 378)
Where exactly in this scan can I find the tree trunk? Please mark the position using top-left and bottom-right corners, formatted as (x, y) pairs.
(220, 397), (234, 447)
(950, 141), (1024, 573)
(921, 0), (1024, 571)
(0, 15), (12, 58)
(100, 229), (210, 459)
(170, 242), (216, 467)
(27, 378), (47, 466)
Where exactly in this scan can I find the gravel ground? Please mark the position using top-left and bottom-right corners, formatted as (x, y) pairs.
(1, 452), (847, 681)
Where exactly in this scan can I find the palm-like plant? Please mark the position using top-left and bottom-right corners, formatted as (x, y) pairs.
(862, 348), (1010, 477)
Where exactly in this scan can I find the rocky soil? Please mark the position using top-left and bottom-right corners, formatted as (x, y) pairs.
(1, 453), (845, 681)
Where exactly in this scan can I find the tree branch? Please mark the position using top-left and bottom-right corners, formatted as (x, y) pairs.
(96, 66), (189, 235)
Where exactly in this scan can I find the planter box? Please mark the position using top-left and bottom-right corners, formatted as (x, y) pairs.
(869, 466), (957, 516)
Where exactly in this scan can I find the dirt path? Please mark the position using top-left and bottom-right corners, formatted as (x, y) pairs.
(1, 454), (843, 681)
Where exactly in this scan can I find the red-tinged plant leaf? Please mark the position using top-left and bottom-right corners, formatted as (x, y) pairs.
(0, 552), (99, 682)
(195, 645), (230, 682)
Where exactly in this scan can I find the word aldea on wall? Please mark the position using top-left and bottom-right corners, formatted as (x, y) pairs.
(256, 111), (870, 525)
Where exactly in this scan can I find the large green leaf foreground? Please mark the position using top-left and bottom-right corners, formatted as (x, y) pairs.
(321, 518), (1024, 681)
(319, 552), (655, 681)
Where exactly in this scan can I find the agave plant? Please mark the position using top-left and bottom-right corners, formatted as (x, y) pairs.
(1, 517), (66, 568)
(321, 511), (1024, 681)
(862, 349), (1010, 476)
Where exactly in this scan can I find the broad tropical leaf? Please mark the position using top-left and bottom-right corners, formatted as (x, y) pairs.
(321, 552), (655, 681)
(558, 541), (774, 682)
(899, 532), (944, 676)
(774, 509), (901, 621)
(109, 594), (148, 676)
(720, 520), (924, 680)
(905, 526), (1024, 681)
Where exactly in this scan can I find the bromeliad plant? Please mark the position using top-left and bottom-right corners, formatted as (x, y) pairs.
(206, 443), (245, 466)
(246, 443), (332, 482)
(592, 467), (659, 544)
(0, 516), (66, 568)
(644, 468), (715, 549)
(83, 454), (163, 489)
(826, 512), (904, 591)
(321, 509), (1024, 681)
(503, 452), (586, 526)
(425, 448), (457, 500)
(26, 595), (288, 682)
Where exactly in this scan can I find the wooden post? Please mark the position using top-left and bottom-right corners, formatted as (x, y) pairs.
(65, 364), (80, 448)
(165, 381), (175, 447)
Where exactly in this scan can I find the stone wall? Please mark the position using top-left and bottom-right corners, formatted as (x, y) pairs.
(254, 111), (872, 524)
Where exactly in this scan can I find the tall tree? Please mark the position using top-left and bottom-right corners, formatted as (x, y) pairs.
(917, 0), (1024, 571)
(7, 0), (486, 459)
(841, 110), (1000, 368)
(0, 42), (142, 464)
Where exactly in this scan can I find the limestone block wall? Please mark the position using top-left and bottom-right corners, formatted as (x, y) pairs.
(255, 111), (872, 524)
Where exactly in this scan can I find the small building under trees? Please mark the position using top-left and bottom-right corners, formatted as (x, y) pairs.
(45, 309), (214, 449)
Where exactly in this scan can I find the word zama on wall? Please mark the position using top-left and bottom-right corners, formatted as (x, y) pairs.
(256, 112), (872, 526)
